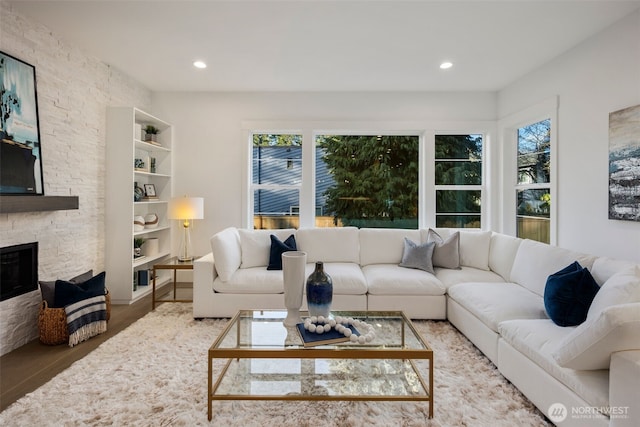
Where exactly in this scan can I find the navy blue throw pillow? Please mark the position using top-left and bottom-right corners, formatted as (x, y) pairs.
(267, 234), (298, 270)
(54, 271), (106, 308)
(267, 234), (297, 271)
(544, 262), (599, 327)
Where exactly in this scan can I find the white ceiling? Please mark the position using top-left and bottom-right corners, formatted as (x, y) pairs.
(8, 0), (640, 92)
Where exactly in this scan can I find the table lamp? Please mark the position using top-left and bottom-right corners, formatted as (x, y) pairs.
(168, 196), (204, 261)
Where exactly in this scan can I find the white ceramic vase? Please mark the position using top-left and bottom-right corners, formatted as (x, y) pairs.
(282, 251), (307, 327)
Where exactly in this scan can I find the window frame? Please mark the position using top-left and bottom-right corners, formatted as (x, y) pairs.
(431, 132), (485, 229)
(242, 121), (494, 230)
(498, 97), (558, 244)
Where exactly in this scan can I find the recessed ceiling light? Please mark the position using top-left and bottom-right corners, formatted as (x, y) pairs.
(440, 62), (453, 70)
(193, 61), (207, 69)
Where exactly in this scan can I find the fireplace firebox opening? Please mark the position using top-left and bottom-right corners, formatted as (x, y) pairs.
(0, 242), (38, 301)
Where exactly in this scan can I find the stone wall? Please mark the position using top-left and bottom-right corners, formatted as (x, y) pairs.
(0, 1), (152, 355)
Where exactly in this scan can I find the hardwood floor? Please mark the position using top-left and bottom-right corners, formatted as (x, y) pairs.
(0, 288), (189, 412)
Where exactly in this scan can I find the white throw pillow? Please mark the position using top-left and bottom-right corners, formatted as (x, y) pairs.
(459, 231), (492, 271)
(210, 227), (241, 282)
(238, 229), (296, 269)
(552, 303), (640, 370)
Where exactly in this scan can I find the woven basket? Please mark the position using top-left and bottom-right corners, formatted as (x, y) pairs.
(38, 290), (111, 345)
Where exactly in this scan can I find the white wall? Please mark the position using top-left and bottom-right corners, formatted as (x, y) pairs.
(151, 91), (497, 256)
(0, 1), (151, 355)
(498, 11), (640, 262)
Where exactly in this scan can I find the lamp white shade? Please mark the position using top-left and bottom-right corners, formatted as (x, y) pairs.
(168, 197), (204, 220)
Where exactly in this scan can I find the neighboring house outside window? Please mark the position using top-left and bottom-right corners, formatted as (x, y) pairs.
(516, 119), (551, 243)
(251, 134), (302, 229)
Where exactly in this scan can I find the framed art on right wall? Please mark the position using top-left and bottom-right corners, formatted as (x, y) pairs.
(609, 104), (640, 222)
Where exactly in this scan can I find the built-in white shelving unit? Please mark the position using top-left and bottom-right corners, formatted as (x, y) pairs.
(106, 107), (174, 304)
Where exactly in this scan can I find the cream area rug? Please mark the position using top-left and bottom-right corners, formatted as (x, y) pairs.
(0, 303), (551, 426)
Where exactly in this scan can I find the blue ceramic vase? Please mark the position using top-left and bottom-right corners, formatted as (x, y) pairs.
(306, 261), (333, 317)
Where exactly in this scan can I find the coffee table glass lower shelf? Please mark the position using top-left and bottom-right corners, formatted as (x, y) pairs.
(208, 310), (433, 421)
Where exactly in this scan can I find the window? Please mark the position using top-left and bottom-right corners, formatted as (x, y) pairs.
(251, 134), (302, 229)
(244, 123), (491, 231)
(434, 134), (483, 228)
(315, 135), (419, 228)
(516, 119), (551, 243)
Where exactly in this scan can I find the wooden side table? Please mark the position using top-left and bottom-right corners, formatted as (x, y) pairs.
(152, 256), (196, 309)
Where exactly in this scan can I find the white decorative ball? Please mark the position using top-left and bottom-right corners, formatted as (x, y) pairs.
(323, 324), (331, 332)
(308, 324), (316, 333)
(350, 334), (358, 342)
(344, 329), (352, 337)
(317, 316), (325, 323)
(309, 316), (317, 323)
(358, 335), (366, 344)
(316, 327), (324, 334)
(334, 316), (343, 324)
(365, 334), (373, 343)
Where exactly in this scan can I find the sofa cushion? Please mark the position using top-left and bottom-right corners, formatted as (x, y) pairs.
(426, 229), (460, 269)
(459, 230), (492, 271)
(363, 264), (446, 296)
(434, 266), (505, 289)
(213, 267), (284, 294)
(498, 319), (610, 409)
(552, 303), (640, 371)
(239, 228), (297, 269)
(447, 282), (547, 332)
(359, 228), (421, 266)
(488, 233), (522, 281)
(305, 262), (367, 295)
(543, 261), (600, 327)
(587, 266), (640, 320)
(399, 238), (435, 274)
(296, 227), (360, 264)
(590, 257), (639, 286)
(509, 239), (597, 297)
(267, 234), (297, 271)
(211, 227), (241, 282)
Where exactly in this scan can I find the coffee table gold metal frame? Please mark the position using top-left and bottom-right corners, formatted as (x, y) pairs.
(207, 310), (433, 421)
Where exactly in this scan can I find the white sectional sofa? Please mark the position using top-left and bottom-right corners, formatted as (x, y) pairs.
(194, 226), (640, 426)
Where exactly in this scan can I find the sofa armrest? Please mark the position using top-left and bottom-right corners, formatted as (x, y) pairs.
(610, 350), (640, 427)
(193, 252), (218, 318)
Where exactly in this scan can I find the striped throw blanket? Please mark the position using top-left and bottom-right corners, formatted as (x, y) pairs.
(65, 294), (107, 347)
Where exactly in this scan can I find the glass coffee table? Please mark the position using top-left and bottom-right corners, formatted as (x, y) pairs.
(208, 310), (433, 421)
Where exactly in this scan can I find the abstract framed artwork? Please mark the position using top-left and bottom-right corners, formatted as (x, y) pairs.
(0, 51), (44, 195)
(609, 104), (640, 222)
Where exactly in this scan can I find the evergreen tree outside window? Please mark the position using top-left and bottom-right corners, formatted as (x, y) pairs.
(316, 135), (419, 228)
(516, 119), (551, 243)
(434, 134), (483, 228)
